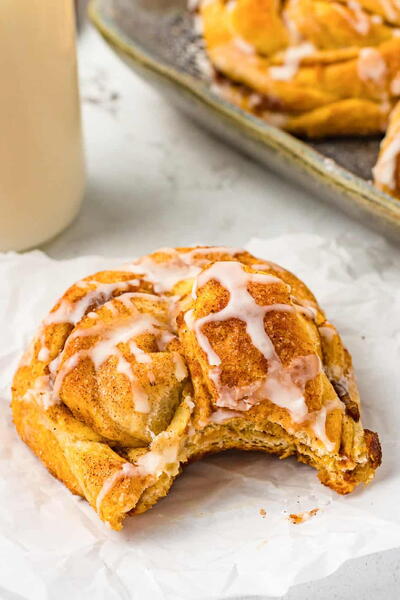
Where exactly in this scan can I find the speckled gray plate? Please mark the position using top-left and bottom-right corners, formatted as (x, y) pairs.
(90, 0), (400, 241)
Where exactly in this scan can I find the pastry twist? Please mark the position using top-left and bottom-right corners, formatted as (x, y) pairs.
(197, 0), (400, 196)
(12, 247), (381, 529)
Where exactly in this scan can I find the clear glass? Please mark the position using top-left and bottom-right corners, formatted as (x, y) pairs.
(0, 0), (85, 251)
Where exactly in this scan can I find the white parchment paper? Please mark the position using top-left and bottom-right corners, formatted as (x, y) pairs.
(1, 233), (400, 599)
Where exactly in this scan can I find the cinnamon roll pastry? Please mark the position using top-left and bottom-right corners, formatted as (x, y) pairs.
(195, 0), (400, 195)
(373, 99), (400, 196)
(12, 246), (381, 530)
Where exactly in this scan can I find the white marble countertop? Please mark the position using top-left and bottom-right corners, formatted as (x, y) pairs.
(42, 25), (399, 600)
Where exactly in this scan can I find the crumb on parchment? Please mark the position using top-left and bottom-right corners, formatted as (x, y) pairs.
(289, 508), (319, 524)
(259, 508), (267, 518)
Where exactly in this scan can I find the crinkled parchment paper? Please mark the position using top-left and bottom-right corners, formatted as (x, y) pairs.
(1, 233), (400, 599)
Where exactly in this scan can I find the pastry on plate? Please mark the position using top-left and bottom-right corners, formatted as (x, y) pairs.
(12, 246), (381, 530)
(196, 0), (400, 198)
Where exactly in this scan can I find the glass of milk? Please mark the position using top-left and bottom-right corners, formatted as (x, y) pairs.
(0, 0), (85, 251)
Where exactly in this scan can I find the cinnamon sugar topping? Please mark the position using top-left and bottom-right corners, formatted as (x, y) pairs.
(186, 261), (335, 447)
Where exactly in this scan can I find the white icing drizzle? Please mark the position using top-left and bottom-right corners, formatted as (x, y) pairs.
(310, 401), (338, 452)
(187, 261), (322, 427)
(172, 352), (189, 381)
(44, 279), (139, 326)
(86, 310), (99, 320)
(122, 246), (244, 294)
(233, 37), (255, 55)
(291, 296), (318, 321)
(37, 344), (50, 363)
(391, 72), (400, 95)
(188, 264), (285, 366)
(95, 462), (137, 514)
(184, 395), (195, 412)
(282, 5), (303, 45)
(256, 354), (322, 422)
(105, 302), (119, 317)
(318, 325), (337, 342)
(335, 1), (371, 35)
(52, 294), (179, 413)
(373, 127), (400, 190)
(380, 0), (400, 22)
(371, 13), (383, 24)
(269, 42), (316, 81)
(357, 47), (387, 86)
(37, 279), (141, 361)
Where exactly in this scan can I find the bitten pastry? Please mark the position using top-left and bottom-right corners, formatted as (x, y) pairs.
(12, 246), (381, 530)
(195, 0), (400, 197)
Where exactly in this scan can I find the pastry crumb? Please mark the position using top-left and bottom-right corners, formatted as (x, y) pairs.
(289, 508), (319, 524)
(259, 508), (267, 517)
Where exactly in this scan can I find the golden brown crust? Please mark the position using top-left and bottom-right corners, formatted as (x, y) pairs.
(364, 428), (383, 469)
(200, 1), (400, 124)
(373, 100), (400, 197)
(197, 0), (400, 197)
(12, 246), (381, 529)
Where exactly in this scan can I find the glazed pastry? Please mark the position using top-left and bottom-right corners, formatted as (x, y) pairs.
(195, 0), (400, 193)
(12, 246), (381, 530)
(373, 99), (400, 196)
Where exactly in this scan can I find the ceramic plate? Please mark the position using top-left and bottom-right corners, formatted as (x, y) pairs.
(89, 0), (400, 241)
